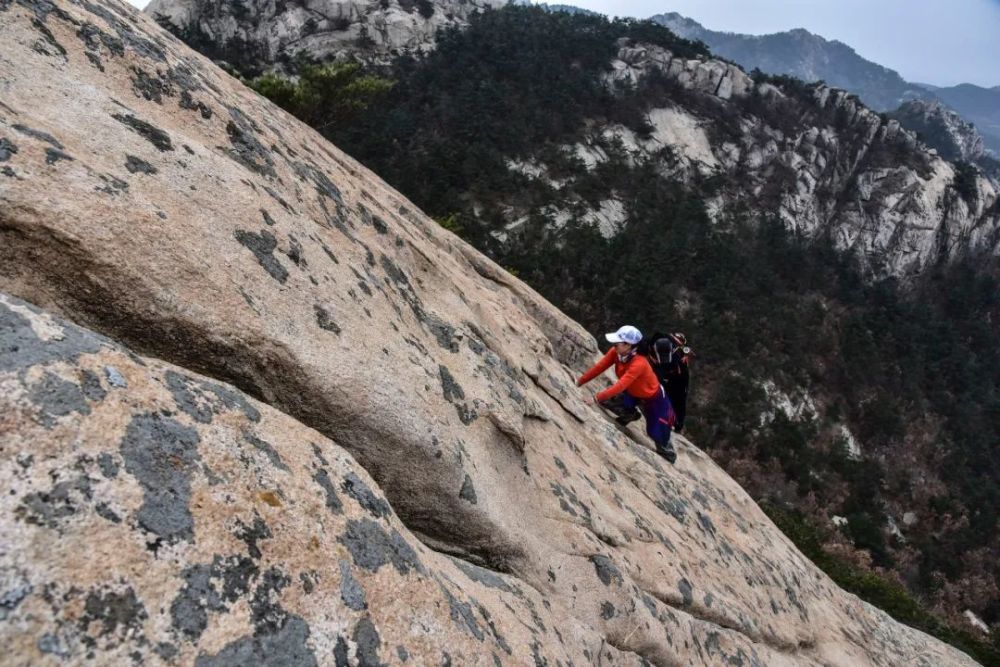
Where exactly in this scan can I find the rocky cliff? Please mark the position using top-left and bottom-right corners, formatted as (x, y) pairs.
(888, 99), (985, 162)
(513, 39), (1000, 276)
(145, 0), (506, 72)
(0, 0), (983, 664)
(650, 13), (927, 113)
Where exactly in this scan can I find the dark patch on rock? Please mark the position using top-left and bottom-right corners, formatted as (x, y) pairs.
(164, 370), (261, 424)
(84, 49), (104, 71)
(80, 369), (106, 401)
(397, 645), (409, 662)
(95, 172), (129, 196)
(459, 474), (478, 504)
(235, 229), (288, 284)
(112, 113), (173, 151)
(43, 147), (73, 164)
(11, 123), (65, 150)
(339, 560), (367, 611)
(353, 617), (384, 667)
(120, 412), (200, 543)
(338, 519), (421, 575)
(291, 160), (344, 206)
(553, 457), (569, 477)
(171, 556), (257, 640)
(36, 633), (69, 658)
(426, 315), (459, 352)
(334, 636), (350, 666)
(641, 593), (658, 617)
(286, 234), (305, 266)
(1, 166), (15, 178)
(314, 305), (340, 333)
(342, 472), (390, 518)
(244, 433), (289, 471)
(313, 468), (343, 514)
(78, 0), (166, 62)
(263, 185), (295, 214)
(79, 586), (148, 645)
(600, 601), (616, 619)
(97, 452), (119, 478)
(105, 365), (127, 387)
(195, 616), (317, 667)
(30, 18), (67, 58)
(655, 495), (688, 525)
(0, 137), (18, 161)
(130, 65), (173, 103)
(299, 571), (316, 594)
(251, 567), (291, 634)
(125, 154), (157, 174)
(450, 558), (516, 593)
(479, 605), (513, 655)
(438, 365), (476, 424)
(371, 215), (388, 234)
(1, 298), (107, 375)
(95, 501), (121, 523)
(77, 21), (124, 62)
(440, 585), (484, 641)
(28, 372), (90, 427)
(704, 592), (715, 608)
(225, 109), (276, 178)
(235, 515), (272, 560)
(260, 208), (277, 226)
(155, 642), (179, 660)
(379, 254), (426, 320)
(531, 641), (548, 666)
(696, 512), (717, 537)
(164, 370), (214, 423)
(678, 578), (693, 606)
(590, 554), (623, 587)
(179, 91), (212, 119)
(311, 443), (330, 467)
(0, 581), (31, 621)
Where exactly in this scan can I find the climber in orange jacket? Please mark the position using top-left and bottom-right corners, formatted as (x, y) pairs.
(577, 325), (677, 464)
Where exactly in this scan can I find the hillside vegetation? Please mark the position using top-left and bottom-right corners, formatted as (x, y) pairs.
(242, 6), (1000, 661)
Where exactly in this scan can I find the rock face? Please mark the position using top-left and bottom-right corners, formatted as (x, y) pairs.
(145, 0), (506, 72)
(889, 99), (986, 162)
(0, 1), (981, 665)
(518, 39), (1000, 276)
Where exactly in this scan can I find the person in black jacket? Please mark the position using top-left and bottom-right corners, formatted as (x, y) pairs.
(645, 332), (692, 433)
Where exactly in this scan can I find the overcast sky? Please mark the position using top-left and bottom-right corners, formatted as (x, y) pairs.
(557, 0), (999, 87)
(128, 0), (998, 87)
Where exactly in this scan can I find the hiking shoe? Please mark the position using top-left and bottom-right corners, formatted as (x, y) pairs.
(656, 443), (677, 465)
(615, 411), (642, 426)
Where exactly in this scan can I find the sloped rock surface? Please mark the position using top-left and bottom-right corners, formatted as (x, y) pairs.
(0, 1), (981, 665)
(0, 292), (603, 665)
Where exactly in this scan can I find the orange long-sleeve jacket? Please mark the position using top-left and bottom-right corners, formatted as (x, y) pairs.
(577, 348), (660, 402)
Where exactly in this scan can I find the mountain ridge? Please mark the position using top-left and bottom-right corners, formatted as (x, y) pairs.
(651, 11), (1000, 155)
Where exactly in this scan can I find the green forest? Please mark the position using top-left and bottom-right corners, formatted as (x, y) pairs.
(237, 7), (1000, 662)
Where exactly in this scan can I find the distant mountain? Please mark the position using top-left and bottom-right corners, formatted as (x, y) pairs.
(651, 12), (927, 111)
(652, 12), (1000, 156)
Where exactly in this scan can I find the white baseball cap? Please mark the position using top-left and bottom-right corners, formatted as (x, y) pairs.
(605, 325), (642, 345)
